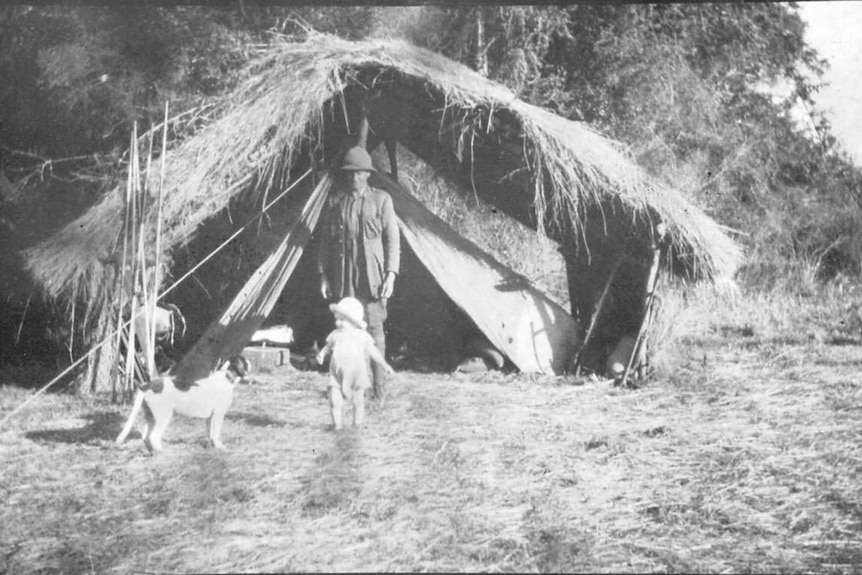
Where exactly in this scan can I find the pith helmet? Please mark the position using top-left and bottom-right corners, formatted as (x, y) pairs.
(340, 146), (375, 172)
(329, 297), (367, 330)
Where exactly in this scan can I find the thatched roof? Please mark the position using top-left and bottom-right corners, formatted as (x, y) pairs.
(24, 33), (741, 306)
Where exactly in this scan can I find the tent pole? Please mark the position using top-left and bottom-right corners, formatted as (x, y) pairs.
(358, 110), (369, 150)
(620, 243), (661, 388)
(572, 253), (623, 376)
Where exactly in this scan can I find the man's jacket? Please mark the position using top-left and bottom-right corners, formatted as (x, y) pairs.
(317, 186), (400, 300)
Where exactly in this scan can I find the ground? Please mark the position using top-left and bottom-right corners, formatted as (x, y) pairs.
(1, 309), (861, 573)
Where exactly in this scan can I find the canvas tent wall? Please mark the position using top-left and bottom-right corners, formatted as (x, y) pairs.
(23, 34), (741, 388)
(173, 168), (581, 382)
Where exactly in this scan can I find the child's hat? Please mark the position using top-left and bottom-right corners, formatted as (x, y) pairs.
(329, 296), (367, 329)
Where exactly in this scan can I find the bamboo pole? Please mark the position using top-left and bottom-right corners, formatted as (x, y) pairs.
(112, 147), (135, 402)
(124, 122), (141, 399)
(620, 243), (661, 388)
(572, 254), (623, 376)
(149, 102), (169, 378)
(132, 121), (156, 379)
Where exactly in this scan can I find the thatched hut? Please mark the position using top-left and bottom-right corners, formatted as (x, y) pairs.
(24, 34), (741, 387)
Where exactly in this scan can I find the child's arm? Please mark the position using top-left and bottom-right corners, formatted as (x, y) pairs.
(316, 337), (334, 365)
(367, 341), (394, 375)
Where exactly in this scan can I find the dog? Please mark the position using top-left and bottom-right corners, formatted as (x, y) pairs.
(115, 355), (250, 453)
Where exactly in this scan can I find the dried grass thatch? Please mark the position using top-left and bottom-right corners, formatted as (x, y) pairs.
(24, 33), (741, 310)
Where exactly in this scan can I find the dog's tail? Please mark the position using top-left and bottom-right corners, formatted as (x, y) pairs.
(115, 390), (145, 444)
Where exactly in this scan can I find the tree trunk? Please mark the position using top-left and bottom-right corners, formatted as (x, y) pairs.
(80, 305), (117, 397)
(474, 9), (488, 77)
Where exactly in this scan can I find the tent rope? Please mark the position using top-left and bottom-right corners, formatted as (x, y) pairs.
(0, 168), (312, 431)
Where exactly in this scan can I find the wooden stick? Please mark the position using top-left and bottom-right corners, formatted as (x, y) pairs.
(636, 288), (661, 380)
(145, 118), (154, 187)
(123, 122), (139, 399)
(358, 112), (370, 150)
(572, 254), (623, 375)
(136, 125), (154, 378)
(112, 172), (133, 403)
(149, 102), (169, 378)
(144, 102), (168, 378)
(129, 120), (152, 388)
(620, 244), (661, 388)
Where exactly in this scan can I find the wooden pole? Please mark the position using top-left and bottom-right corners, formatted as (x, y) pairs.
(636, 287), (660, 380)
(123, 122), (139, 400)
(127, 120), (152, 389)
(148, 102), (169, 378)
(136, 124), (154, 378)
(572, 254), (623, 375)
(112, 164), (133, 403)
(358, 112), (370, 150)
(620, 243), (661, 388)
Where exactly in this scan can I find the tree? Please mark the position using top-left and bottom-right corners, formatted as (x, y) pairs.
(535, 4), (860, 282)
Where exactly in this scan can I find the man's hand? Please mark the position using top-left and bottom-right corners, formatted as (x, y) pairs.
(379, 271), (396, 299)
(320, 275), (332, 300)
(316, 351), (326, 365)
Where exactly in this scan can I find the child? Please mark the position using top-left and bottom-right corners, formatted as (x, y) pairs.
(316, 297), (394, 429)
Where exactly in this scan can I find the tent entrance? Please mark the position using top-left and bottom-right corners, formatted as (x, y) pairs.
(270, 234), (483, 372)
(173, 171), (582, 381)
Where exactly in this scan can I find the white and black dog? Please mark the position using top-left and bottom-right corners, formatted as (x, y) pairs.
(115, 355), (250, 453)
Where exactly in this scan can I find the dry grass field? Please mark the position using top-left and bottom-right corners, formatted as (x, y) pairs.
(2, 287), (862, 573)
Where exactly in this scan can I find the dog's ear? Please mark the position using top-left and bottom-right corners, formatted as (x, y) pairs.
(229, 355), (250, 378)
(238, 355), (250, 377)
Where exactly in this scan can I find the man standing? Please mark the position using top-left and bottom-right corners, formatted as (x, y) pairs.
(317, 146), (400, 400)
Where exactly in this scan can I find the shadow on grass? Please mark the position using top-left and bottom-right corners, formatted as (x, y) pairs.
(226, 411), (300, 428)
(24, 411), (126, 444)
(826, 335), (862, 346)
(813, 356), (862, 368)
(526, 526), (596, 572)
(299, 429), (364, 518)
(737, 334), (862, 348)
(408, 393), (452, 420)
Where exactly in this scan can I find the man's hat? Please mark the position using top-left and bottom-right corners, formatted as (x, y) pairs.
(329, 296), (367, 329)
(340, 146), (375, 172)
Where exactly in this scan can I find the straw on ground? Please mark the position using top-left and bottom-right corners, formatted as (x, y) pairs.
(2, 307), (860, 572)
